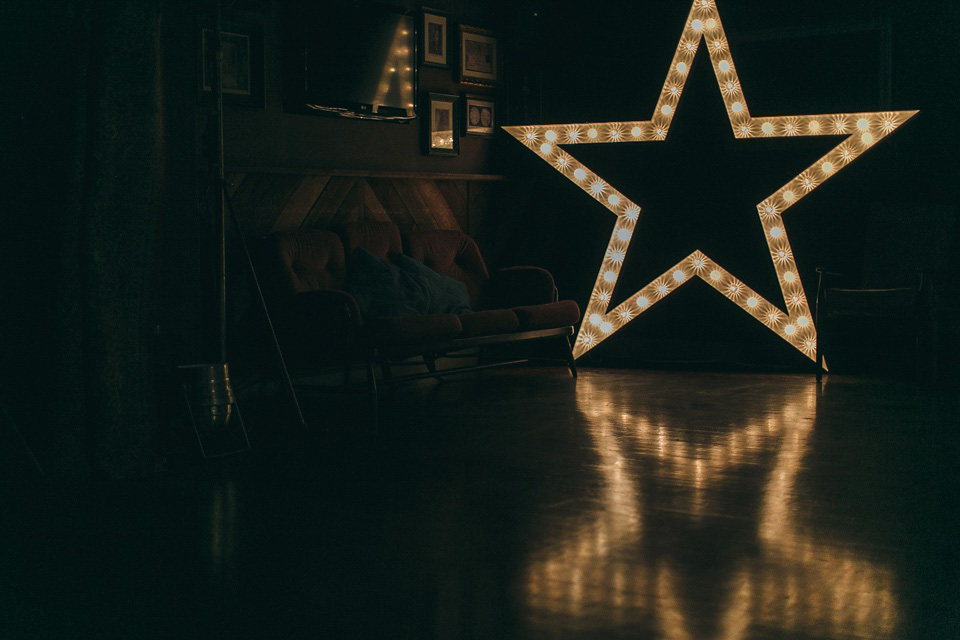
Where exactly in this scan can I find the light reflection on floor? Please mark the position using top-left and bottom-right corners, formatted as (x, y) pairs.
(522, 376), (897, 639)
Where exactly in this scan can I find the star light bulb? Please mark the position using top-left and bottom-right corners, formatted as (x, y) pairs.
(502, 0), (917, 363)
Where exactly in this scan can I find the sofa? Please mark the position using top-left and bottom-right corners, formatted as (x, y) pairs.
(255, 221), (580, 398)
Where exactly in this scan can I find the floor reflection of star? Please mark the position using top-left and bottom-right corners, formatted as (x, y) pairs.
(503, 0), (916, 362)
(522, 377), (897, 639)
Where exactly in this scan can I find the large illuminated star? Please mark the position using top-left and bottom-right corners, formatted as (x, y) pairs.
(503, 0), (917, 361)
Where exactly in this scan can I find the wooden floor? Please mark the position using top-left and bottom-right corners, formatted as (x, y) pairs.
(3, 368), (958, 639)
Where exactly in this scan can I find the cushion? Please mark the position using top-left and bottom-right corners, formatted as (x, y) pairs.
(404, 230), (489, 307)
(347, 248), (474, 320)
(394, 254), (471, 315)
(512, 300), (581, 330)
(338, 221), (402, 262)
(458, 309), (520, 338)
(365, 314), (462, 346)
(260, 230), (347, 296)
(480, 266), (556, 309)
(347, 248), (426, 319)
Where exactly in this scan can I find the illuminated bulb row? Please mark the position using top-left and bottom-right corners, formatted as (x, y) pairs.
(575, 251), (817, 359)
(514, 111), (907, 152)
(728, 112), (905, 141)
(518, 123), (676, 145)
(372, 24), (415, 110)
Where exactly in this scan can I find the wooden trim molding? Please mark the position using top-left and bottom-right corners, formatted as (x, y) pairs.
(225, 167), (508, 182)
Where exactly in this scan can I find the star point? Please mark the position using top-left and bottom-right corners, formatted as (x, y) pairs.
(502, 0), (917, 362)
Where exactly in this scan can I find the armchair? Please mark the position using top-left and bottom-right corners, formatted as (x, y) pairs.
(814, 203), (954, 380)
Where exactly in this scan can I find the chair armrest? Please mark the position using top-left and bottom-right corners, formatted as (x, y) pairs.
(480, 266), (557, 309)
(815, 267), (846, 278)
(814, 267), (855, 308)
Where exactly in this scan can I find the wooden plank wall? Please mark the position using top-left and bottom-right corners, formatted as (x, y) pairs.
(225, 171), (500, 239)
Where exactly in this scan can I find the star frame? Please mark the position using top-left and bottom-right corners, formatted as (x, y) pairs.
(503, 0), (917, 361)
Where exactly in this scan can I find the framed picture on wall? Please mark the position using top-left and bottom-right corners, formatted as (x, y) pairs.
(420, 8), (448, 68)
(458, 25), (497, 86)
(201, 21), (264, 108)
(463, 94), (495, 137)
(424, 93), (459, 156)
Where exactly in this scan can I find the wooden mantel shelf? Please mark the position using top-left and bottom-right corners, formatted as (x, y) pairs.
(225, 167), (508, 181)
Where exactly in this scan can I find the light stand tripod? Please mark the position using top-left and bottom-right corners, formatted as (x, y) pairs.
(183, 0), (306, 457)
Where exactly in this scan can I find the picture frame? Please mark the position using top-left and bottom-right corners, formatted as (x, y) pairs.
(463, 94), (495, 137)
(420, 8), (448, 68)
(458, 25), (497, 86)
(424, 93), (459, 156)
(201, 21), (264, 108)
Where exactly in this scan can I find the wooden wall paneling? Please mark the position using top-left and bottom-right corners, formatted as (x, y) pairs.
(393, 179), (461, 231)
(230, 173), (303, 237)
(436, 179), (469, 232)
(270, 174), (331, 233)
(416, 179), (461, 231)
(361, 180), (391, 222)
(366, 178), (418, 229)
(329, 179), (367, 225)
(226, 170), (502, 237)
(301, 176), (358, 229)
(468, 182), (491, 245)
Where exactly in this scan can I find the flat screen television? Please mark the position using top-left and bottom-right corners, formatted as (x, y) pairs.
(285, 3), (417, 120)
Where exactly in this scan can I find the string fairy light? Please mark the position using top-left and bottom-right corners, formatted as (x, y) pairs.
(503, 0), (917, 361)
(371, 23), (415, 114)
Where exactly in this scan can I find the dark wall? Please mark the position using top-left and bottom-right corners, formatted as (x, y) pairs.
(2, 0), (200, 476)
(221, 0), (515, 174)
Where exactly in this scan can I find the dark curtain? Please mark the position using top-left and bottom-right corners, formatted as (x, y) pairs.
(1, 1), (190, 477)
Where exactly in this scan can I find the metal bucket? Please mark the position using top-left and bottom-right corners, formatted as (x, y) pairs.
(178, 363), (235, 431)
